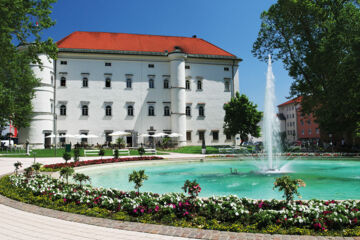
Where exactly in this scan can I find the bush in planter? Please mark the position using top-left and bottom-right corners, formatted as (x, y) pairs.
(114, 149), (119, 159)
(138, 147), (145, 157)
(99, 148), (105, 159)
(31, 162), (42, 175)
(73, 148), (80, 162)
(60, 167), (74, 184)
(73, 173), (91, 187)
(13, 161), (22, 175)
(62, 152), (71, 164)
(182, 179), (201, 198)
(24, 167), (33, 178)
(273, 175), (306, 202)
(128, 169), (148, 192)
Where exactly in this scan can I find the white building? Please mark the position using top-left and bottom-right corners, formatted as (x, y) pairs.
(18, 31), (241, 148)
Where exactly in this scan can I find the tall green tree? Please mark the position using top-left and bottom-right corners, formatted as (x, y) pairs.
(252, 0), (360, 140)
(0, 0), (57, 130)
(223, 92), (262, 145)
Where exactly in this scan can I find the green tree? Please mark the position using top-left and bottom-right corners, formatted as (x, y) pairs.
(128, 170), (148, 192)
(73, 173), (91, 187)
(13, 161), (22, 175)
(0, 0), (57, 130)
(73, 148), (80, 162)
(274, 176), (306, 202)
(252, 0), (360, 141)
(31, 162), (42, 175)
(62, 152), (71, 164)
(99, 148), (105, 159)
(59, 167), (74, 184)
(113, 148), (119, 159)
(137, 147), (145, 157)
(223, 92), (262, 145)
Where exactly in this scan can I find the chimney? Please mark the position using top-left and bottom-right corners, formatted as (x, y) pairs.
(192, 35), (197, 38)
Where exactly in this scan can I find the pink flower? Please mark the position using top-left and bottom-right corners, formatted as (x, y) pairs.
(133, 209), (137, 213)
(140, 209), (144, 213)
(155, 205), (159, 212)
(63, 198), (67, 202)
(183, 211), (189, 216)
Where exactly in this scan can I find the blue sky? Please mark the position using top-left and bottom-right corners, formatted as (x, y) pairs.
(41, 0), (292, 111)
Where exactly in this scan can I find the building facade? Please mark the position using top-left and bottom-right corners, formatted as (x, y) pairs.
(18, 31), (241, 148)
(278, 97), (320, 144)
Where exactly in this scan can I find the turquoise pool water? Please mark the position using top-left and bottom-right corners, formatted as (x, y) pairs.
(78, 159), (360, 200)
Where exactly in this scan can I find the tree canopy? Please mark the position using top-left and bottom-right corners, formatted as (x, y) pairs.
(223, 92), (262, 144)
(252, 0), (360, 140)
(0, 0), (57, 131)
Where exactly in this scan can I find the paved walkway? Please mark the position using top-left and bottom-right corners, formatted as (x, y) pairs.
(0, 154), (358, 239)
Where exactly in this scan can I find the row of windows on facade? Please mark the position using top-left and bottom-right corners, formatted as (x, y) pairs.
(300, 119), (312, 125)
(287, 113), (295, 119)
(286, 106), (295, 111)
(59, 105), (205, 117)
(301, 128), (320, 135)
(60, 60), (231, 72)
(287, 122), (295, 127)
(59, 77), (231, 91)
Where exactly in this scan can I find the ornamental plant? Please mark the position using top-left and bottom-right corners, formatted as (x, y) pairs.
(62, 152), (71, 164)
(116, 137), (125, 149)
(273, 175), (306, 202)
(137, 147), (145, 157)
(182, 179), (201, 198)
(13, 161), (22, 175)
(73, 173), (91, 187)
(73, 148), (80, 162)
(31, 162), (42, 175)
(114, 149), (119, 159)
(99, 148), (105, 159)
(59, 167), (74, 184)
(23, 167), (33, 178)
(128, 169), (148, 192)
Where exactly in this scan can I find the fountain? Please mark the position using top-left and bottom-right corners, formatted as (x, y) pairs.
(261, 55), (282, 172)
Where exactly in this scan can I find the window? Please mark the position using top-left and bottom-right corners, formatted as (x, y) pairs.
(51, 75), (54, 85)
(148, 106), (155, 116)
(105, 62), (111, 66)
(105, 78), (111, 88)
(105, 132), (112, 143)
(105, 105), (112, 116)
(301, 130), (304, 135)
(148, 64), (154, 68)
(308, 129), (312, 135)
(307, 120), (311, 124)
(185, 65), (190, 69)
(60, 105), (66, 116)
(149, 79), (154, 88)
(164, 106), (170, 116)
(199, 105), (205, 117)
(81, 133), (88, 143)
(60, 77), (66, 87)
(212, 131), (219, 141)
(186, 80), (190, 90)
(199, 131), (205, 141)
(197, 80), (202, 90)
(82, 77), (88, 87)
(82, 105), (88, 116)
(127, 105), (134, 116)
(126, 78), (132, 88)
(292, 114), (294, 118)
(186, 131), (191, 141)
(224, 79), (230, 91)
(226, 133), (232, 140)
(316, 128), (320, 134)
(300, 120), (304, 126)
(60, 61), (67, 65)
(163, 79), (169, 89)
(59, 133), (66, 144)
(186, 106), (191, 116)
(224, 67), (229, 71)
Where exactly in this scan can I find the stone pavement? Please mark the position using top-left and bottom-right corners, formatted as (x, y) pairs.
(0, 154), (359, 239)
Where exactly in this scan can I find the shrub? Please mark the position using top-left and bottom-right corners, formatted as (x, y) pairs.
(31, 162), (42, 175)
(114, 149), (119, 159)
(59, 167), (74, 184)
(116, 137), (126, 149)
(73, 148), (80, 162)
(138, 147), (145, 156)
(23, 167), (33, 178)
(73, 173), (91, 187)
(182, 179), (201, 198)
(128, 170), (148, 192)
(99, 149), (105, 159)
(273, 175), (306, 202)
(13, 161), (22, 175)
(62, 152), (71, 164)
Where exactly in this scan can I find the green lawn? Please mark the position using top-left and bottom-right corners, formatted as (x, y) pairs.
(162, 146), (223, 154)
(0, 148), (168, 158)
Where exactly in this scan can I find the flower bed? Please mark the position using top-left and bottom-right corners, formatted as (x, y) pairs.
(43, 156), (163, 169)
(3, 173), (360, 236)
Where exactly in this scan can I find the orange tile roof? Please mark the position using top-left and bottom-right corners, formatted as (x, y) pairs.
(277, 96), (302, 107)
(57, 31), (236, 57)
